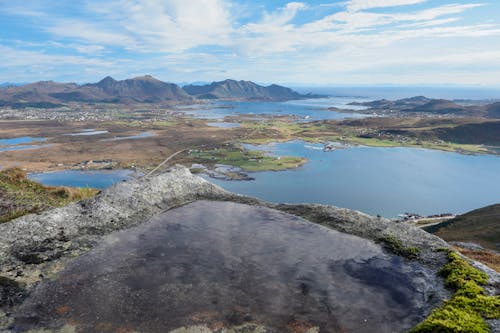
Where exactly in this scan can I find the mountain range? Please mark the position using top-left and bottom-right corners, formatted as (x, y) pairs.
(0, 76), (315, 107)
(350, 96), (500, 118)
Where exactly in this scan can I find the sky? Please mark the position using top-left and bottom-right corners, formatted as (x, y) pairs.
(1, 0), (500, 85)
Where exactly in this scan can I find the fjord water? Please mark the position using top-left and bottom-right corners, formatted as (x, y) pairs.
(13, 201), (435, 333)
(207, 141), (500, 218)
(178, 97), (370, 121)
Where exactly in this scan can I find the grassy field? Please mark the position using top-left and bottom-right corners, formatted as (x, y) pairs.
(190, 146), (306, 172)
(0, 168), (99, 223)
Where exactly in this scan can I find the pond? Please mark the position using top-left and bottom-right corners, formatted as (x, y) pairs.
(0, 136), (47, 146)
(64, 129), (109, 136)
(100, 131), (156, 142)
(206, 122), (241, 128)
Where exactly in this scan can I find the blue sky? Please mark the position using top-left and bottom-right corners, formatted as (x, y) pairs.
(1, 0), (500, 85)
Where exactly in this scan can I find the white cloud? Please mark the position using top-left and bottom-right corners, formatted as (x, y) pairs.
(347, 0), (427, 12)
(58, 0), (234, 53)
(261, 2), (308, 25)
(1, 0), (500, 84)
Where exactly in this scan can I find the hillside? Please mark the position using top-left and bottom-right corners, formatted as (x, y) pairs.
(486, 102), (500, 118)
(425, 204), (500, 251)
(183, 79), (313, 101)
(0, 168), (98, 223)
(426, 121), (500, 145)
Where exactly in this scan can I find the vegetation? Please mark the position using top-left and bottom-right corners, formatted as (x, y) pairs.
(190, 146), (306, 172)
(411, 249), (500, 333)
(425, 204), (500, 252)
(239, 117), (498, 155)
(378, 235), (421, 259)
(0, 168), (99, 223)
(453, 246), (500, 272)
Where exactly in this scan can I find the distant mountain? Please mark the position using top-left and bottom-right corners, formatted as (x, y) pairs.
(401, 99), (464, 114)
(0, 75), (193, 106)
(81, 75), (193, 103)
(350, 96), (452, 112)
(0, 77), (316, 106)
(349, 96), (500, 117)
(0, 82), (24, 88)
(183, 79), (318, 101)
(425, 204), (500, 251)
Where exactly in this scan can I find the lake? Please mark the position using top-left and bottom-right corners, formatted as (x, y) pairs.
(206, 141), (500, 218)
(28, 169), (136, 189)
(0, 136), (50, 152)
(0, 136), (47, 146)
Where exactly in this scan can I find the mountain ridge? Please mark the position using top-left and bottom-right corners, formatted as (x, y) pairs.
(0, 76), (313, 106)
(182, 79), (318, 101)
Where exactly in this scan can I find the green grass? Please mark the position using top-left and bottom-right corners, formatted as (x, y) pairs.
(410, 249), (500, 332)
(190, 146), (306, 172)
(0, 168), (99, 223)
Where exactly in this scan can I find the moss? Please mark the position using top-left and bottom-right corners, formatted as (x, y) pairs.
(411, 249), (500, 332)
(378, 235), (421, 259)
(411, 303), (489, 333)
(441, 251), (489, 288)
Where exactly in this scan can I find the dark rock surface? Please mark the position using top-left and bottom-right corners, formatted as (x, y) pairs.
(10, 201), (443, 333)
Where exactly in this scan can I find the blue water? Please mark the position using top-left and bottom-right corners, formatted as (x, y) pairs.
(28, 170), (135, 189)
(100, 132), (155, 142)
(178, 98), (370, 121)
(293, 86), (500, 101)
(0, 136), (47, 146)
(0, 144), (52, 152)
(207, 122), (241, 128)
(65, 130), (109, 136)
(206, 141), (500, 218)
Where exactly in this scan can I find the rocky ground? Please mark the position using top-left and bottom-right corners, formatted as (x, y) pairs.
(0, 166), (498, 332)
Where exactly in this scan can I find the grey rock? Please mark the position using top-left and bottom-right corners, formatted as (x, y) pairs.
(449, 241), (485, 251)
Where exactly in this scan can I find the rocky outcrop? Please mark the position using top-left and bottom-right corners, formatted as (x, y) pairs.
(0, 166), (498, 332)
